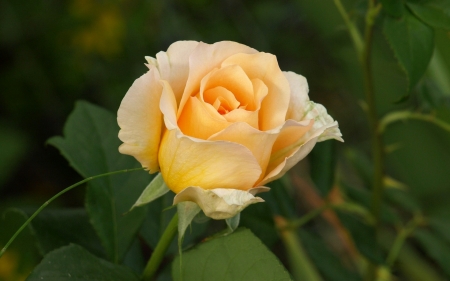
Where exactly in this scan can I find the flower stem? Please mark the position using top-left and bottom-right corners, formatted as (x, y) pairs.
(332, 0), (364, 57)
(0, 167), (145, 259)
(386, 215), (424, 268)
(284, 204), (331, 230)
(361, 1), (383, 281)
(142, 212), (179, 281)
(275, 216), (323, 281)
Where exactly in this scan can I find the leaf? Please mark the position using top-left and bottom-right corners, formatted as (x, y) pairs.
(131, 173), (170, 210)
(408, 0), (450, 30)
(17, 208), (105, 258)
(26, 244), (140, 281)
(172, 228), (292, 281)
(337, 211), (384, 264)
(414, 229), (450, 277)
(309, 141), (337, 197)
(383, 9), (434, 91)
(47, 101), (151, 263)
(298, 230), (362, 281)
(240, 197), (279, 247)
(381, 0), (405, 17)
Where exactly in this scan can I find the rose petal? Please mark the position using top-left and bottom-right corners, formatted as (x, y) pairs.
(203, 86), (240, 112)
(284, 71), (309, 122)
(259, 99), (343, 185)
(303, 101), (344, 142)
(221, 52), (290, 131)
(208, 122), (279, 182)
(178, 41), (257, 117)
(160, 80), (179, 130)
(178, 95), (231, 139)
(118, 67), (163, 173)
(223, 109), (259, 129)
(155, 41), (199, 104)
(200, 65), (254, 109)
(159, 128), (262, 193)
(173, 186), (269, 220)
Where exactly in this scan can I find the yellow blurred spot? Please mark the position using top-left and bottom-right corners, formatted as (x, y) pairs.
(0, 250), (26, 281)
(70, 0), (125, 57)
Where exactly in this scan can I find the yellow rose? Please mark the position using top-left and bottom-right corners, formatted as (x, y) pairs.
(118, 41), (342, 219)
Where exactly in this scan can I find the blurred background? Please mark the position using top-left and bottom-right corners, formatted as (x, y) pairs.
(1, 0), (450, 280)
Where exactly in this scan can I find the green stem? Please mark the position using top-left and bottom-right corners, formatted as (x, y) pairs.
(363, 2), (383, 280)
(386, 215), (424, 268)
(142, 212), (179, 281)
(285, 204), (331, 230)
(0, 167), (145, 259)
(332, 0), (364, 57)
(275, 216), (323, 281)
(379, 110), (450, 134)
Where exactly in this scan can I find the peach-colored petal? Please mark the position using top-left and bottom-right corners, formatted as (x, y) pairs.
(178, 96), (231, 140)
(201, 65), (254, 108)
(178, 41), (257, 117)
(223, 109), (259, 129)
(118, 67), (163, 173)
(155, 41), (199, 104)
(262, 120), (314, 179)
(284, 71), (309, 122)
(203, 86), (240, 112)
(259, 102), (343, 185)
(173, 186), (269, 220)
(159, 129), (262, 193)
(251, 78), (268, 110)
(208, 122), (278, 182)
(160, 80), (178, 130)
(221, 52), (290, 131)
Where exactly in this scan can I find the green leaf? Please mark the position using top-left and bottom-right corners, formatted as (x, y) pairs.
(26, 244), (140, 281)
(131, 173), (170, 210)
(337, 212), (384, 264)
(414, 229), (450, 277)
(298, 230), (362, 281)
(172, 228), (292, 281)
(408, 0), (450, 30)
(16, 208), (105, 258)
(47, 101), (151, 263)
(384, 9), (434, 91)
(381, 0), (405, 17)
(309, 141), (337, 197)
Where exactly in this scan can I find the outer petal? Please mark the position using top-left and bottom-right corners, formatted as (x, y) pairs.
(155, 41), (199, 104)
(284, 71), (310, 122)
(208, 122), (279, 182)
(173, 186), (269, 220)
(178, 41), (257, 117)
(118, 67), (163, 173)
(221, 53), (290, 131)
(159, 129), (262, 193)
(259, 101), (343, 186)
(303, 101), (344, 142)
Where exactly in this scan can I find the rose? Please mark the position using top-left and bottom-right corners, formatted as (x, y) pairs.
(118, 41), (342, 219)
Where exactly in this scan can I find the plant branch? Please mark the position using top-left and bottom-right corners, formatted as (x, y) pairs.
(142, 212), (179, 281)
(386, 215), (425, 268)
(379, 110), (450, 133)
(332, 0), (364, 58)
